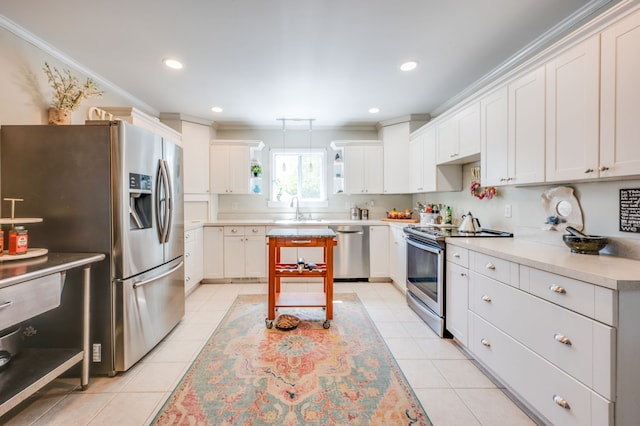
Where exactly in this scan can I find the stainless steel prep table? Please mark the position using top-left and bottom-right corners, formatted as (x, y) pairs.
(0, 252), (105, 418)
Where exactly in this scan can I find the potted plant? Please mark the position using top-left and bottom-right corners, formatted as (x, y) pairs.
(251, 161), (262, 177)
(43, 62), (103, 124)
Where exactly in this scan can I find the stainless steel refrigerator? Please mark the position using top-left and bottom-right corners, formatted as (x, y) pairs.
(0, 121), (184, 375)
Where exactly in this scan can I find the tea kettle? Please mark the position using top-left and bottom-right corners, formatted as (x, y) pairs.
(458, 211), (482, 233)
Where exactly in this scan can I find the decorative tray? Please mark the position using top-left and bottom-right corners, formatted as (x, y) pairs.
(0, 248), (48, 262)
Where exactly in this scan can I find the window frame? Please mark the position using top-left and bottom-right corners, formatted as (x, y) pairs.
(267, 148), (329, 208)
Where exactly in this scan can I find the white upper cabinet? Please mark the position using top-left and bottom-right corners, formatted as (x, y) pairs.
(481, 86), (509, 186)
(508, 66), (546, 185)
(381, 121), (411, 194)
(182, 121), (212, 194)
(545, 35), (601, 182)
(411, 126), (461, 193)
(600, 9), (640, 178)
(343, 144), (383, 194)
(436, 102), (481, 165)
(209, 140), (263, 194)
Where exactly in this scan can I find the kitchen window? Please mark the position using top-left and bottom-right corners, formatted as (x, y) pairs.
(270, 149), (327, 205)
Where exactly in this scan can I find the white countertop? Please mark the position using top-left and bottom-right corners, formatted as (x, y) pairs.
(446, 237), (640, 291)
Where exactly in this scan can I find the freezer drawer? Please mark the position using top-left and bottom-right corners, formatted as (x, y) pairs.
(114, 259), (184, 372)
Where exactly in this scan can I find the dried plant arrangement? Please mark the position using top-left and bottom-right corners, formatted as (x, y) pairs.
(43, 62), (104, 111)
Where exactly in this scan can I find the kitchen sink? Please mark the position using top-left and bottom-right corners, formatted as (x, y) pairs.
(273, 219), (330, 225)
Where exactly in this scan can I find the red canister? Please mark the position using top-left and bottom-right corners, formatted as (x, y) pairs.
(8, 226), (28, 255)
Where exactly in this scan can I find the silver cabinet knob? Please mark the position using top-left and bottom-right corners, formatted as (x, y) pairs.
(584, 168), (594, 173)
(549, 284), (566, 294)
(554, 334), (572, 345)
(599, 166), (609, 172)
(481, 338), (491, 347)
(486, 263), (496, 270)
(553, 395), (570, 409)
(453, 253), (461, 258)
(481, 295), (492, 302)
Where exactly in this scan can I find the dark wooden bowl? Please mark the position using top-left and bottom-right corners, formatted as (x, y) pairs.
(562, 234), (608, 255)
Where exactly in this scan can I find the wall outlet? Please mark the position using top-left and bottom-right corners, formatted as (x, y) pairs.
(231, 202), (238, 210)
(504, 204), (512, 218)
(92, 343), (102, 362)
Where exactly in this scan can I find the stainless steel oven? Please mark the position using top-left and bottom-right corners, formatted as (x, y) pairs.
(404, 225), (513, 337)
(405, 235), (446, 336)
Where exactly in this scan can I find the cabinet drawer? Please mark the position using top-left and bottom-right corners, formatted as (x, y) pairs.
(446, 245), (468, 267)
(470, 271), (615, 399)
(470, 251), (518, 287)
(522, 266), (599, 320)
(224, 226), (245, 236)
(245, 226), (265, 236)
(470, 313), (613, 426)
(0, 274), (63, 330)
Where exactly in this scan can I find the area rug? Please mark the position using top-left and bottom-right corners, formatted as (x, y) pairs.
(153, 293), (432, 426)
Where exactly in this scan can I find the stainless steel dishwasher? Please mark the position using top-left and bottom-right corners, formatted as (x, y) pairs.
(329, 225), (370, 280)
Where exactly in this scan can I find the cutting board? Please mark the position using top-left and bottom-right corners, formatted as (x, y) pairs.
(381, 218), (419, 223)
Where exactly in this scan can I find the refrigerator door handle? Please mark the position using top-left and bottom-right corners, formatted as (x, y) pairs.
(155, 159), (170, 243)
(129, 261), (184, 289)
(162, 159), (174, 243)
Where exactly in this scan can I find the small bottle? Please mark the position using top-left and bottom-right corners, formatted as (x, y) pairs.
(9, 226), (28, 255)
(444, 206), (453, 225)
(0, 229), (4, 256)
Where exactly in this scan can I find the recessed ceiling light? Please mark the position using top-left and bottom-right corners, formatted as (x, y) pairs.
(368, 107), (380, 114)
(400, 60), (418, 72)
(211, 106), (223, 113)
(163, 58), (183, 70)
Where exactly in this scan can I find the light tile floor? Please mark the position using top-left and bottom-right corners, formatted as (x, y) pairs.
(2, 281), (537, 425)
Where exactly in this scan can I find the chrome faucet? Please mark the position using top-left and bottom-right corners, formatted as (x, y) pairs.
(290, 196), (302, 220)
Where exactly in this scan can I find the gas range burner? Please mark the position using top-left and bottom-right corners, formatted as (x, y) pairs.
(404, 225), (513, 243)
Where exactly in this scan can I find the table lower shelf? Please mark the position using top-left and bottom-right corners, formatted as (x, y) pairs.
(275, 292), (330, 308)
(0, 348), (84, 418)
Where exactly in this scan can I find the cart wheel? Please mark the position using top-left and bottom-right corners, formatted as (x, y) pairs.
(265, 318), (274, 329)
(323, 320), (330, 329)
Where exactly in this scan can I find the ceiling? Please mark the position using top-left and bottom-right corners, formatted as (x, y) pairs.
(0, 0), (616, 128)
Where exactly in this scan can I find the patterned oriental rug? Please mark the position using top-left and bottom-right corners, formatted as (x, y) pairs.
(153, 293), (432, 426)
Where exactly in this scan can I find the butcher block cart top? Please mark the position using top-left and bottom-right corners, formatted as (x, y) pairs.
(265, 228), (336, 329)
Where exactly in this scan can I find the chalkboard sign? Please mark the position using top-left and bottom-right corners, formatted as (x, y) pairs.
(620, 188), (640, 233)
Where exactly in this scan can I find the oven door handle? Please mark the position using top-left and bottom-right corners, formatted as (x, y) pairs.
(407, 237), (444, 254)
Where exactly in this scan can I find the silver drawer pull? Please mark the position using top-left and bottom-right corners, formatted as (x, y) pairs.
(584, 168), (594, 174)
(252, 228), (259, 233)
(481, 338), (491, 347)
(453, 253), (461, 258)
(231, 228), (238, 233)
(554, 334), (572, 345)
(481, 295), (492, 302)
(549, 284), (566, 294)
(460, 272), (467, 277)
(291, 240), (312, 244)
(553, 395), (571, 409)
(486, 263), (496, 270)
(599, 166), (609, 172)
(0, 300), (14, 310)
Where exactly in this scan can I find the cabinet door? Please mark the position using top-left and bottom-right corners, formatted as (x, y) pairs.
(509, 66), (546, 184)
(409, 133), (424, 192)
(369, 226), (390, 277)
(601, 10), (640, 177)
(389, 226), (407, 286)
(182, 121), (211, 194)
(203, 227), (224, 279)
(223, 236), (245, 278)
(227, 146), (250, 193)
(446, 261), (469, 346)
(457, 102), (481, 158)
(382, 122), (411, 194)
(363, 145), (383, 193)
(209, 145), (228, 193)
(244, 235), (266, 278)
(344, 146), (365, 194)
(481, 86), (509, 186)
(436, 116), (458, 164)
(546, 36), (600, 182)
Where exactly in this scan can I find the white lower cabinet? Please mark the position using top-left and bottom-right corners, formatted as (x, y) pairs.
(369, 226), (389, 278)
(459, 246), (618, 425)
(184, 227), (203, 293)
(223, 226), (266, 278)
(203, 226), (224, 279)
(469, 312), (613, 426)
(388, 225), (407, 287)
